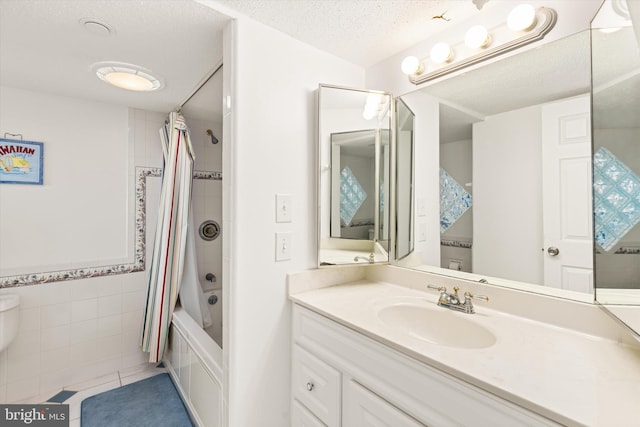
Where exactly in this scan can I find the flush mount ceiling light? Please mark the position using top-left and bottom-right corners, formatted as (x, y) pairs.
(93, 62), (164, 92)
(401, 5), (557, 85)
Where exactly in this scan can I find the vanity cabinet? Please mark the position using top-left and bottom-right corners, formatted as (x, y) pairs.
(291, 304), (561, 427)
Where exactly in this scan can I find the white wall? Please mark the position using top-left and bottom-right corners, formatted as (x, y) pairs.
(0, 86), (131, 275)
(226, 17), (364, 427)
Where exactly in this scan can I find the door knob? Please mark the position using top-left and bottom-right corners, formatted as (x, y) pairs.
(547, 247), (560, 256)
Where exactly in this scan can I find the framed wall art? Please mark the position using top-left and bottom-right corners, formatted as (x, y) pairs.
(0, 138), (44, 185)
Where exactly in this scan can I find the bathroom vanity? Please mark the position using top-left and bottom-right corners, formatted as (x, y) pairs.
(288, 265), (640, 427)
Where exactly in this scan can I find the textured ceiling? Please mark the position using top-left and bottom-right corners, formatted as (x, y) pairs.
(214, 0), (488, 67)
(3, 0), (636, 128)
(0, 0), (228, 113)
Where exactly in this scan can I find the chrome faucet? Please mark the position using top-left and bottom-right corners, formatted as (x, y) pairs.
(427, 285), (489, 314)
(354, 253), (375, 264)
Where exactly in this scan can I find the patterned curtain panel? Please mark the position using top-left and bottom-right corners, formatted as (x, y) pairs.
(141, 112), (195, 363)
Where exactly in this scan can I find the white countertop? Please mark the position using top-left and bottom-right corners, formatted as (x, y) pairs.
(289, 276), (640, 427)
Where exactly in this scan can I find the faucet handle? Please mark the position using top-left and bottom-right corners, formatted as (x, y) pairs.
(464, 291), (489, 302)
(427, 284), (446, 293)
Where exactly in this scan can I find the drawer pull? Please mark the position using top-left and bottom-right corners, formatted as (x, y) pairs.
(306, 382), (314, 391)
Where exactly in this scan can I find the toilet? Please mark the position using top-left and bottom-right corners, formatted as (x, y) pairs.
(0, 294), (20, 352)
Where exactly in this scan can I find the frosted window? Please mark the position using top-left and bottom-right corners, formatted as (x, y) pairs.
(340, 166), (367, 226)
(440, 168), (472, 233)
(594, 147), (640, 251)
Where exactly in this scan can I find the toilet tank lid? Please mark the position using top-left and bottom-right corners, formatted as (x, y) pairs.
(0, 294), (19, 311)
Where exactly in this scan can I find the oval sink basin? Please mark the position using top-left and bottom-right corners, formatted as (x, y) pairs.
(377, 303), (496, 349)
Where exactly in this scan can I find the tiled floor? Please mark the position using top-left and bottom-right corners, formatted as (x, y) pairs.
(26, 363), (167, 427)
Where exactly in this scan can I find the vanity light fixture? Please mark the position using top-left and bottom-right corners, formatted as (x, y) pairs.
(401, 5), (556, 85)
(93, 62), (164, 92)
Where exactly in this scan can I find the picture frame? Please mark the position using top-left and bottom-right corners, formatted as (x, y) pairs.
(0, 138), (44, 185)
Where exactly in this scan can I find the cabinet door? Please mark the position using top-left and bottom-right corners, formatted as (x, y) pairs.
(292, 399), (327, 427)
(343, 379), (426, 427)
(292, 345), (341, 427)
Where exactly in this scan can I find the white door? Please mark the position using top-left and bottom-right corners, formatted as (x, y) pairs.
(541, 95), (593, 293)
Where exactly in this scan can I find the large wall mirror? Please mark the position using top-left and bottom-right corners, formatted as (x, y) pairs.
(393, 29), (595, 303)
(318, 85), (391, 266)
(592, 0), (640, 334)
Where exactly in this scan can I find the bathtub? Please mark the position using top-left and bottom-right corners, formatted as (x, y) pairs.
(165, 307), (224, 427)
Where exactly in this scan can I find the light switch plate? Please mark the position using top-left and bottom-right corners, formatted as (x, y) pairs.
(276, 194), (292, 223)
(417, 197), (426, 217)
(275, 232), (292, 261)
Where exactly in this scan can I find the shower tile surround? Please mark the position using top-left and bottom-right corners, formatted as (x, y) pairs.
(288, 265), (640, 426)
(0, 108), (223, 403)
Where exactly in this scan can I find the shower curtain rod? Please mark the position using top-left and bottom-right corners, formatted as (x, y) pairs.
(176, 60), (223, 111)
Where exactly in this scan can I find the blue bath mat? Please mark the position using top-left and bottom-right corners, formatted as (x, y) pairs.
(81, 373), (193, 427)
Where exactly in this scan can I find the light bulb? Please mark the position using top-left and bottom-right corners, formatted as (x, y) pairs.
(465, 25), (491, 49)
(430, 42), (453, 64)
(508, 4), (537, 32)
(363, 108), (376, 120)
(401, 56), (423, 75)
(104, 72), (155, 91)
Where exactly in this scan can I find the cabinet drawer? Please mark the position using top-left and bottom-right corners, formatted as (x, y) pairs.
(292, 399), (327, 427)
(343, 379), (426, 427)
(292, 344), (341, 427)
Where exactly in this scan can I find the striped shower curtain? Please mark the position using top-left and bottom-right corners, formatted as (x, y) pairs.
(141, 112), (194, 363)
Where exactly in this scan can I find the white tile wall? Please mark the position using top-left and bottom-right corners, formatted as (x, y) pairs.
(0, 99), (221, 404)
(0, 271), (151, 402)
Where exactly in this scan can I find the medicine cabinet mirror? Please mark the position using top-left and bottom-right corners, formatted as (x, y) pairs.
(393, 29), (595, 303)
(592, 0), (640, 335)
(317, 85), (391, 266)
